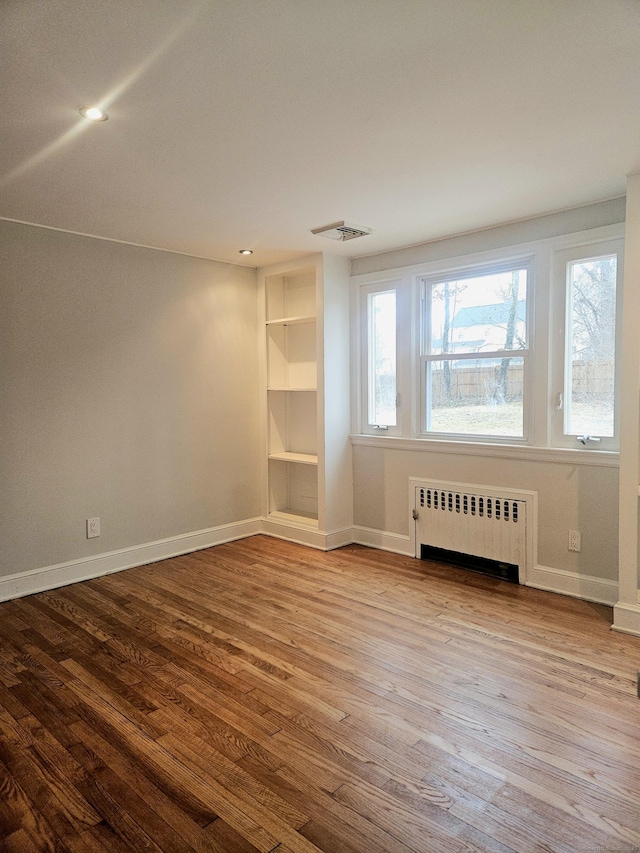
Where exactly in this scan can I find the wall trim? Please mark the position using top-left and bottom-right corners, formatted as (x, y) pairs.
(260, 518), (354, 551)
(0, 216), (253, 269)
(526, 564), (618, 606)
(612, 601), (640, 637)
(0, 518), (262, 602)
(352, 524), (618, 608)
(350, 434), (619, 468)
(351, 526), (413, 556)
(0, 518), (622, 616)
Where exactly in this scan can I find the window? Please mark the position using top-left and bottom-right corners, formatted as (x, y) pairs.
(355, 226), (623, 453)
(420, 263), (530, 439)
(552, 240), (622, 450)
(367, 289), (397, 428)
(360, 284), (401, 434)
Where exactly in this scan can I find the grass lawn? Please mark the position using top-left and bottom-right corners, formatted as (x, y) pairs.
(430, 400), (613, 438)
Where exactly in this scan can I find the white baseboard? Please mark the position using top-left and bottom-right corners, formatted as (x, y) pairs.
(260, 518), (354, 551)
(612, 601), (640, 637)
(351, 525), (413, 556)
(351, 530), (619, 607)
(0, 519), (623, 617)
(525, 564), (618, 606)
(0, 518), (262, 602)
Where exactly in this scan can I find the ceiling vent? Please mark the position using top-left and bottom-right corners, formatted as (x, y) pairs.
(311, 221), (372, 241)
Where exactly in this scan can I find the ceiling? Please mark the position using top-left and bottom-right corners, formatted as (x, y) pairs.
(2, 0), (639, 268)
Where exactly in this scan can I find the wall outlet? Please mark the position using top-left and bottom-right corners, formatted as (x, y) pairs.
(87, 517), (100, 539)
(568, 529), (581, 552)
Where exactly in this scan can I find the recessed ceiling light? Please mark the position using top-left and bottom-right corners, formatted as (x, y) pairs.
(79, 106), (109, 122)
(239, 249), (253, 255)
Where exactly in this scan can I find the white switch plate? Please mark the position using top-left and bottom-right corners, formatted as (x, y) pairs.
(87, 517), (100, 539)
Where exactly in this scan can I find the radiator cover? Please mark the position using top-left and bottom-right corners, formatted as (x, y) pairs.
(411, 479), (534, 584)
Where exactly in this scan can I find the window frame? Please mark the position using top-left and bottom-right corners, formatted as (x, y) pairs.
(550, 238), (623, 452)
(358, 280), (404, 437)
(352, 223), (624, 456)
(418, 257), (533, 443)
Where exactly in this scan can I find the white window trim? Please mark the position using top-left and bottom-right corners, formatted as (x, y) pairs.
(550, 238), (623, 452)
(417, 256), (534, 443)
(351, 222), (624, 456)
(357, 279), (404, 437)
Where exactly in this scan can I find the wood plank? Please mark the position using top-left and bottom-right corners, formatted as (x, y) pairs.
(1, 535), (639, 852)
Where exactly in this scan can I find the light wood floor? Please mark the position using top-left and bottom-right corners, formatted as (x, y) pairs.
(0, 535), (639, 853)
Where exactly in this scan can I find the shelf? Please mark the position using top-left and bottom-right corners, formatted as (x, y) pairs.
(268, 452), (318, 465)
(268, 509), (319, 528)
(268, 457), (318, 520)
(268, 386), (317, 392)
(261, 254), (351, 542)
(266, 315), (315, 326)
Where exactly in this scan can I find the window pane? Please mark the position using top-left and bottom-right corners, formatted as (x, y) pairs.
(427, 357), (524, 437)
(368, 290), (396, 426)
(566, 255), (617, 437)
(429, 269), (527, 355)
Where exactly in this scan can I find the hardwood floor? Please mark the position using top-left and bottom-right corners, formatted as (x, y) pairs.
(0, 535), (639, 852)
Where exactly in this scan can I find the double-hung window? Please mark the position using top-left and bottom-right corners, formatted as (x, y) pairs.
(355, 225), (623, 452)
(420, 262), (531, 440)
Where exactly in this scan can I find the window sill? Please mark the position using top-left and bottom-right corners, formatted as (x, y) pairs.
(350, 434), (619, 467)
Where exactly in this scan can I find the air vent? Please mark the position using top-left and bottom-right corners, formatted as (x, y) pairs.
(311, 221), (372, 241)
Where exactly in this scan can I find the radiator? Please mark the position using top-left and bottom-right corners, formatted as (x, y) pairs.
(413, 479), (529, 582)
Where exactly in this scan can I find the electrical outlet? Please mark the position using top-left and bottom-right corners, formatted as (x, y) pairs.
(568, 529), (581, 552)
(87, 517), (100, 539)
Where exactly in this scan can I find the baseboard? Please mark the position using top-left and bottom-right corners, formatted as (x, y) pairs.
(348, 533), (618, 605)
(0, 517), (262, 602)
(0, 519), (622, 613)
(260, 518), (354, 551)
(351, 525), (414, 556)
(612, 601), (640, 637)
(525, 564), (618, 606)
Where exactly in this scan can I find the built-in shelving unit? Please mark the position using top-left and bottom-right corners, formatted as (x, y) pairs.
(259, 254), (353, 550)
(264, 266), (318, 526)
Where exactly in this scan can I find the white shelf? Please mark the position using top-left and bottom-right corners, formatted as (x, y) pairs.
(268, 452), (318, 465)
(268, 509), (319, 527)
(267, 386), (317, 392)
(266, 315), (315, 326)
(260, 254), (352, 542)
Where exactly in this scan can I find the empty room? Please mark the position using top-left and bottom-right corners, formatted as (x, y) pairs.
(1, 2), (640, 851)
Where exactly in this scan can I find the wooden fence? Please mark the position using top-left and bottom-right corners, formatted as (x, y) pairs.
(431, 361), (613, 405)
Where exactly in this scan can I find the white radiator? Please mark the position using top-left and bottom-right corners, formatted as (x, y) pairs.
(412, 479), (532, 582)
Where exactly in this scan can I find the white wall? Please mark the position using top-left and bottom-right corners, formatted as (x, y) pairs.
(0, 220), (260, 580)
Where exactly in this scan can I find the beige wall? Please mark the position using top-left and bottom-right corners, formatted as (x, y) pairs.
(352, 444), (618, 580)
(0, 220), (260, 577)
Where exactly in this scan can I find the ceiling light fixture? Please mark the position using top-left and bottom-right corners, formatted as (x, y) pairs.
(239, 249), (253, 255)
(79, 106), (109, 122)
